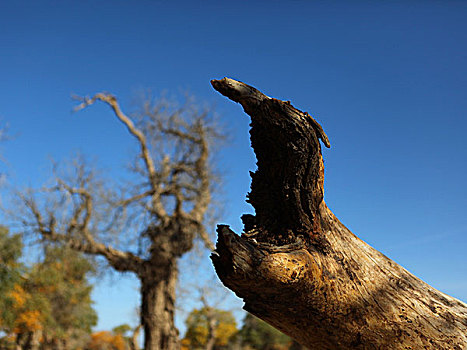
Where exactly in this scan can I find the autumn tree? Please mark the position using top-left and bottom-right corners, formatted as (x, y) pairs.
(0, 226), (25, 348)
(109, 324), (142, 350)
(0, 226), (46, 350)
(210, 78), (467, 349)
(0, 228), (96, 350)
(183, 307), (237, 350)
(18, 93), (222, 350)
(28, 246), (97, 349)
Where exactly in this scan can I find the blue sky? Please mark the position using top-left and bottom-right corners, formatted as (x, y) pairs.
(1, 0), (466, 334)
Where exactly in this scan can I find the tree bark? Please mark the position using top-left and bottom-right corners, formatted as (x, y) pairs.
(205, 309), (217, 350)
(20, 330), (41, 350)
(210, 78), (467, 349)
(140, 262), (180, 350)
(131, 325), (142, 350)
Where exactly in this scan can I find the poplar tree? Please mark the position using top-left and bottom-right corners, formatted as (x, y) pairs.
(19, 93), (222, 350)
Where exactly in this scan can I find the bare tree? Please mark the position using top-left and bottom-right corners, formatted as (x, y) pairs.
(18, 92), (222, 350)
(210, 78), (467, 349)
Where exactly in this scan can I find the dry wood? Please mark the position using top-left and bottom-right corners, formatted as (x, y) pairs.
(210, 78), (467, 349)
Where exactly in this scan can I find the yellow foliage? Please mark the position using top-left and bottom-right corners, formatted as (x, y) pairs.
(6, 284), (45, 333)
(192, 324), (209, 346)
(111, 334), (127, 350)
(8, 284), (27, 308)
(216, 322), (237, 346)
(87, 331), (128, 350)
(15, 310), (43, 331)
(181, 338), (191, 350)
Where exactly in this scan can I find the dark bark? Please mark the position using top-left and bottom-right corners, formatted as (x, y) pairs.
(140, 262), (180, 350)
(210, 78), (467, 349)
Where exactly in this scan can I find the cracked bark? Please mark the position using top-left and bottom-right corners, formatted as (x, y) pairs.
(210, 78), (467, 349)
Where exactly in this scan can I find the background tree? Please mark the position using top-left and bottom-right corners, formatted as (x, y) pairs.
(0, 228), (96, 350)
(28, 246), (97, 350)
(18, 93), (222, 350)
(0, 226), (25, 348)
(239, 314), (290, 350)
(0, 226), (47, 350)
(183, 307), (237, 350)
(177, 239), (244, 350)
(111, 324), (142, 350)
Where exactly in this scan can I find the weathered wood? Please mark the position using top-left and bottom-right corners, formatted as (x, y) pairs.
(211, 78), (467, 349)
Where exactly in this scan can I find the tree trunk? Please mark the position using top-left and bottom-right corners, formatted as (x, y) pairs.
(205, 330), (216, 350)
(131, 325), (142, 350)
(21, 330), (41, 350)
(210, 78), (467, 349)
(15, 333), (23, 350)
(205, 311), (217, 350)
(140, 262), (180, 350)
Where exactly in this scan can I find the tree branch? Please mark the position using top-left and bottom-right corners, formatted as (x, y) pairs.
(210, 78), (467, 349)
(20, 172), (144, 274)
(75, 93), (160, 192)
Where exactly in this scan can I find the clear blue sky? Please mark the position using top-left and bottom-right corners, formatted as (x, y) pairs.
(1, 0), (466, 334)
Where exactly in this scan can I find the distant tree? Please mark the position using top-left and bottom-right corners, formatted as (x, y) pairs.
(18, 92), (223, 350)
(113, 324), (132, 336)
(0, 228), (96, 350)
(0, 226), (46, 350)
(183, 307), (237, 350)
(112, 324), (142, 350)
(239, 314), (291, 350)
(0, 226), (23, 301)
(0, 226), (25, 348)
(177, 248), (244, 350)
(28, 246), (97, 349)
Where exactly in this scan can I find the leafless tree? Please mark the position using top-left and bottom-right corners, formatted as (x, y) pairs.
(17, 92), (223, 350)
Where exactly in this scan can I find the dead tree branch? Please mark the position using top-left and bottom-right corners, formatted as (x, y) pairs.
(210, 78), (467, 350)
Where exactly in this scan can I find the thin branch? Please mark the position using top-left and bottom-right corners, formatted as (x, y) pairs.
(75, 93), (159, 191)
(197, 225), (215, 251)
(115, 189), (156, 207)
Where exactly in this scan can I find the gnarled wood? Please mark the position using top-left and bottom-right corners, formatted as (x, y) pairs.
(211, 78), (467, 349)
